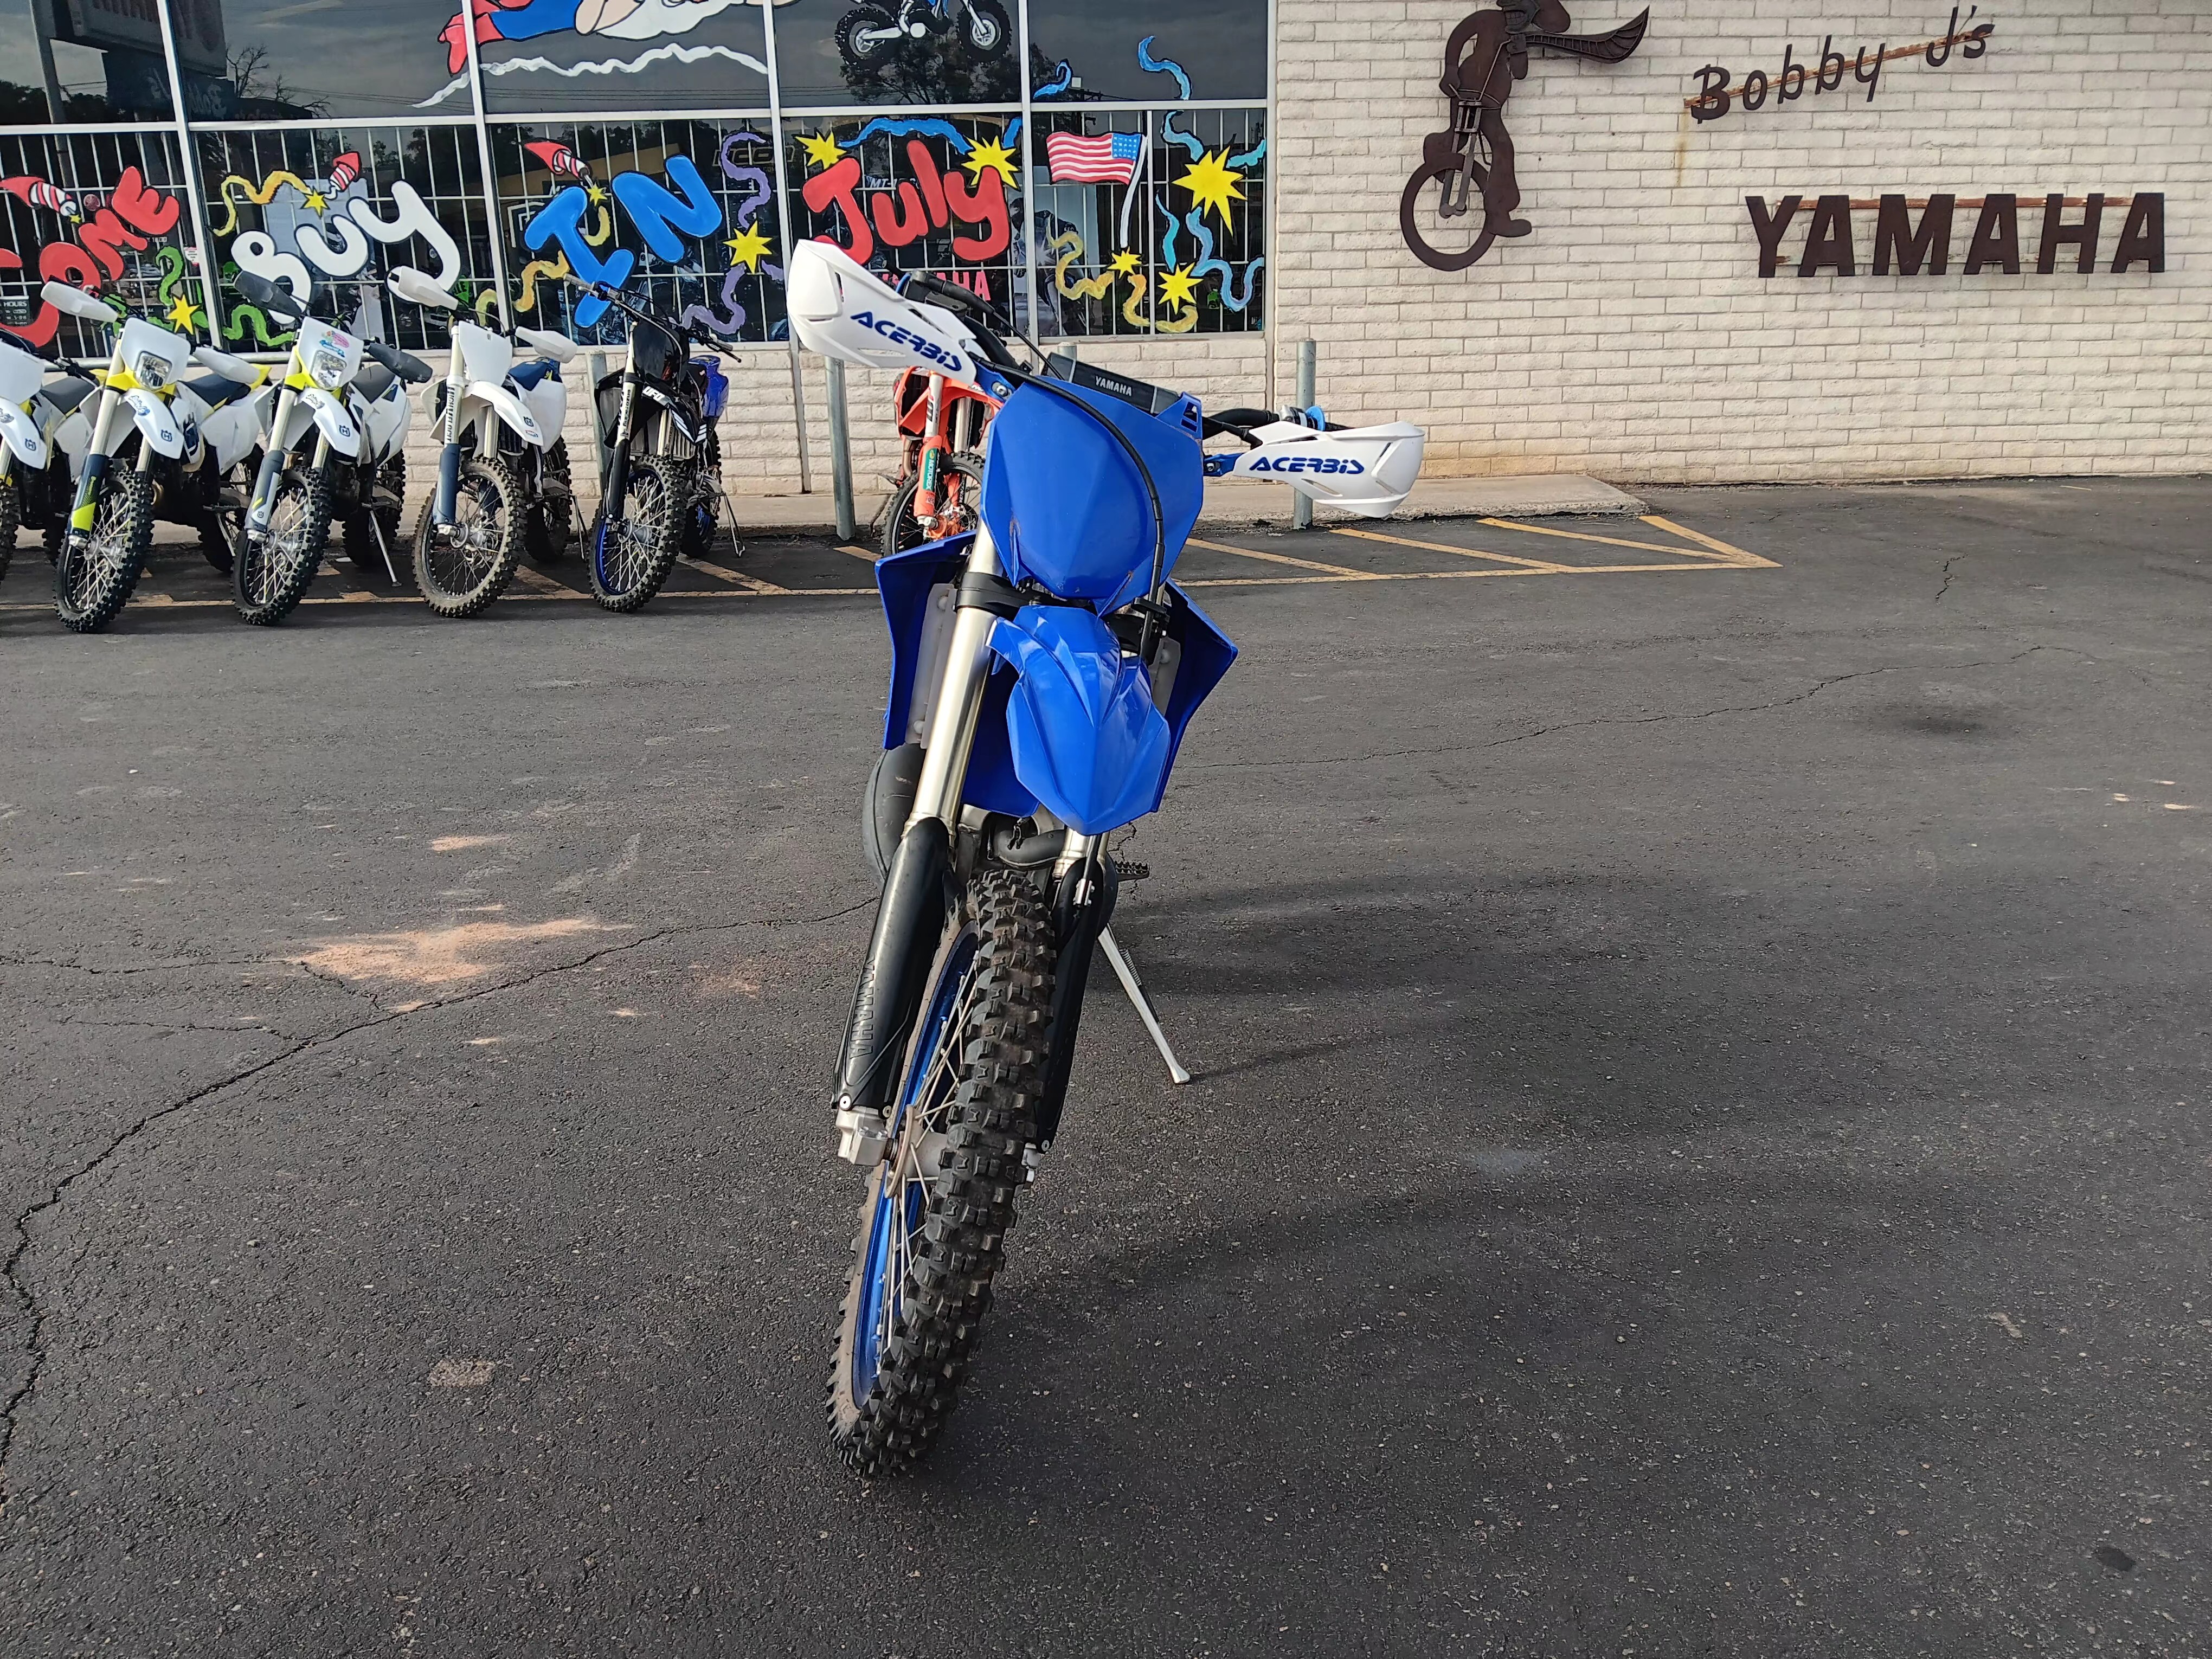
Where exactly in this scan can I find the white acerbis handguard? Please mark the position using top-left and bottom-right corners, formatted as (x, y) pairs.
(787, 240), (988, 389)
(1216, 419), (1427, 519)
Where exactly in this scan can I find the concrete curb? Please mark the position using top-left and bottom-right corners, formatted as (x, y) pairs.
(718, 473), (1647, 541)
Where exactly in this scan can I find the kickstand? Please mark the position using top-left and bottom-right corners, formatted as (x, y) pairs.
(1097, 925), (1191, 1085)
(368, 507), (401, 584)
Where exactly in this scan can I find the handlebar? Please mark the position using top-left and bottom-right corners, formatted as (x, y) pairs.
(895, 272), (1023, 371)
(365, 339), (434, 384)
(570, 277), (740, 356)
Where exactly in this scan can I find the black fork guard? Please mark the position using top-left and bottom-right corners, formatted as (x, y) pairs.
(1034, 855), (1118, 1150)
(833, 816), (954, 1114)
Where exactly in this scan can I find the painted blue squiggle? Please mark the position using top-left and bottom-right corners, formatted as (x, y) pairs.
(1158, 194), (1179, 267)
(841, 117), (974, 155)
(1136, 35), (1192, 100)
(1185, 208), (1263, 312)
(1032, 60), (1072, 98)
(1160, 110), (1204, 160)
(1227, 137), (1269, 170)
(1006, 116), (1021, 145)
(718, 132), (774, 233)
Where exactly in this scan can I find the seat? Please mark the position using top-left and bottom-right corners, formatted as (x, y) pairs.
(39, 375), (97, 414)
(183, 372), (251, 409)
(509, 358), (558, 391)
(351, 361), (395, 402)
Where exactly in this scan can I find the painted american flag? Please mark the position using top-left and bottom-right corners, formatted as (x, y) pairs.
(1044, 130), (1145, 187)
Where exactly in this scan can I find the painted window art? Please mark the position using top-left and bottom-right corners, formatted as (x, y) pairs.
(496, 121), (786, 342)
(0, 1), (1272, 371)
(197, 127), (496, 352)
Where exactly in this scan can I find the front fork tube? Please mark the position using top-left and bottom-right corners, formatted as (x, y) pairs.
(245, 388), (297, 536)
(833, 527), (1005, 1127)
(601, 375), (635, 529)
(432, 374), (465, 529)
(66, 394), (124, 545)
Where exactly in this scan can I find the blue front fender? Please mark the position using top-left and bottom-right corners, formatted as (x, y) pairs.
(989, 606), (1172, 837)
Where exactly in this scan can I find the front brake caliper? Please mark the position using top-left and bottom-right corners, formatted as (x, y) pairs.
(834, 1101), (890, 1167)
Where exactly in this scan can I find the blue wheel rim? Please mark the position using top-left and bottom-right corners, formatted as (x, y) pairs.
(852, 930), (978, 1400)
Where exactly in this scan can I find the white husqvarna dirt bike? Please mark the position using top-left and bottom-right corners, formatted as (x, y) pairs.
(388, 266), (577, 618)
(41, 280), (264, 632)
(0, 334), (52, 582)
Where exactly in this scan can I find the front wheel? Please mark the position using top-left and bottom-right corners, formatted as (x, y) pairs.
(589, 456), (689, 614)
(882, 452), (986, 560)
(233, 464), (333, 626)
(413, 455), (523, 619)
(1399, 153), (1499, 273)
(0, 472), (17, 583)
(54, 465), (155, 633)
(835, 3), (898, 63)
(828, 869), (1054, 1477)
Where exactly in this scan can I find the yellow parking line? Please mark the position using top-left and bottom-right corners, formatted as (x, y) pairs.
(685, 555), (792, 594)
(511, 565), (583, 596)
(1638, 515), (1778, 568)
(1329, 525), (1574, 573)
(1185, 535), (1382, 580)
(834, 544), (879, 562)
(1476, 517), (1736, 561)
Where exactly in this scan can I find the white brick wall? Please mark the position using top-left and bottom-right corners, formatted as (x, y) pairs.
(1268, 0), (2211, 481)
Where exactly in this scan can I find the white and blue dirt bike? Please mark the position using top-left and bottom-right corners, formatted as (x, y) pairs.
(387, 266), (578, 618)
(837, 0), (1008, 65)
(40, 280), (265, 632)
(788, 242), (1424, 1475)
(0, 332), (53, 583)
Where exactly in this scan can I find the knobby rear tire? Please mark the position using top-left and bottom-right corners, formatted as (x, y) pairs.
(828, 868), (1054, 1477)
(343, 455), (410, 588)
(0, 472), (17, 583)
(53, 465), (154, 633)
(525, 439), (575, 565)
(413, 454), (523, 619)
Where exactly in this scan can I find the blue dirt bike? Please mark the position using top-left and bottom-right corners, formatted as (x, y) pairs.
(789, 243), (1424, 1475)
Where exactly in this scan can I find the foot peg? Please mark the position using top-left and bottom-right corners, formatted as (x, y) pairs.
(835, 1103), (890, 1166)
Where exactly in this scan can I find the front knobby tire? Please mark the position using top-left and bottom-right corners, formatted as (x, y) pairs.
(882, 453), (986, 560)
(413, 455), (522, 619)
(0, 472), (18, 583)
(588, 456), (689, 614)
(54, 467), (155, 633)
(233, 465), (333, 626)
(828, 869), (1055, 1477)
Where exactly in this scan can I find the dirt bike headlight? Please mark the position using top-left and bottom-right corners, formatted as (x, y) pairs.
(310, 346), (348, 390)
(131, 350), (172, 391)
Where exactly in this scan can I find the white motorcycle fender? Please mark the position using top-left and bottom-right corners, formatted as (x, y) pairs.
(0, 398), (48, 471)
(200, 398), (261, 474)
(518, 374), (564, 440)
(120, 388), (185, 460)
(299, 384), (362, 458)
(787, 240), (983, 388)
(353, 383), (408, 459)
(1222, 420), (1427, 519)
(55, 407), (90, 477)
(467, 381), (542, 451)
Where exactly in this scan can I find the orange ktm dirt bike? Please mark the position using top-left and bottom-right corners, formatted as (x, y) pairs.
(879, 275), (1004, 559)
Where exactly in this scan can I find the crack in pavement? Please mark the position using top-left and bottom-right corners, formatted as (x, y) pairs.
(0, 891), (877, 1514)
(1935, 555), (1964, 603)
(1188, 647), (2067, 774)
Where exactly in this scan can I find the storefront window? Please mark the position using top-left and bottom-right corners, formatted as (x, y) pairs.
(774, 0), (1018, 112)
(197, 125), (495, 351)
(493, 119), (783, 342)
(0, 1), (178, 123)
(1030, 104), (1263, 336)
(183, 0), (477, 122)
(474, 0), (769, 115)
(0, 130), (194, 355)
(1024, 0), (1265, 104)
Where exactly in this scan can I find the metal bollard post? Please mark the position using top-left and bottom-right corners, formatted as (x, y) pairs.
(1291, 339), (1316, 531)
(826, 356), (857, 542)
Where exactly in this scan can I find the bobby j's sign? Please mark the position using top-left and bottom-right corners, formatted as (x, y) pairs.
(1744, 193), (2165, 278)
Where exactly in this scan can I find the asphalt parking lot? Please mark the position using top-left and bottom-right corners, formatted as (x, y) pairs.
(2, 479), (2208, 1656)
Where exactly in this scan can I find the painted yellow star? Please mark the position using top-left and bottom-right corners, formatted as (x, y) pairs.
(798, 132), (846, 170)
(165, 293), (200, 333)
(303, 188), (329, 213)
(962, 136), (1018, 189)
(1109, 249), (1141, 276)
(724, 223), (773, 273)
(585, 181), (608, 204)
(1157, 265), (1200, 310)
(1176, 148), (1246, 226)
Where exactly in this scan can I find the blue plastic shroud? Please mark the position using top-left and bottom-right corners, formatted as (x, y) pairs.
(876, 533), (1238, 835)
(980, 378), (1205, 616)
